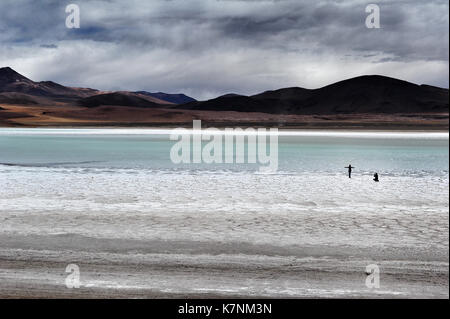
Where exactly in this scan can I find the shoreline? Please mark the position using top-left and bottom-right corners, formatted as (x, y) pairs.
(0, 123), (448, 131)
(1, 104), (448, 131)
(0, 125), (448, 133)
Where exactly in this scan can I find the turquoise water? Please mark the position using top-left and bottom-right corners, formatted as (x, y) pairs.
(0, 129), (447, 175)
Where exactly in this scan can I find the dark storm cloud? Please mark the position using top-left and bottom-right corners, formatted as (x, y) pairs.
(0, 0), (65, 43)
(210, 1), (446, 61)
(0, 0), (448, 99)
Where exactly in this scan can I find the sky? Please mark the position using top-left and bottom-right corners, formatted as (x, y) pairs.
(0, 0), (448, 100)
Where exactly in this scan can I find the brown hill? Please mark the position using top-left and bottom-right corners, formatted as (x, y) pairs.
(0, 67), (98, 99)
(0, 92), (41, 105)
(0, 67), (194, 106)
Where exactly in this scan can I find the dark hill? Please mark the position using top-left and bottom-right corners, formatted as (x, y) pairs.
(178, 75), (449, 114)
(0, 67), (34, 86)
(78, 92), (163, 108)
(135, 91), (196, 104)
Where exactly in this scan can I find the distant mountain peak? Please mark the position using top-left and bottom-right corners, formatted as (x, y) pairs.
(0, 66), (17, 74)
(0, 67), (33, 85)
(219, 93), (244, 98)
(0, 67), (99, 99)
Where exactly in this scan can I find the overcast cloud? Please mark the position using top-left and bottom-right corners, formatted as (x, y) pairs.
(0, 0), (448, 100)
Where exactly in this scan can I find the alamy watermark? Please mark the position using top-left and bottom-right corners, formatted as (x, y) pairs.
(64, 3), (380, 30)
(365, 264), (380, 289)
(65, 263), (81, 289)
(365, 4), (380, 29)
(66, 4), (80, 29)
(170, 120), (279, 172)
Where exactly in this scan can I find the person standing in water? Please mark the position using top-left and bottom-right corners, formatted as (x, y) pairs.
(373, 173), (379, 182)
(345, 164), (354, 178)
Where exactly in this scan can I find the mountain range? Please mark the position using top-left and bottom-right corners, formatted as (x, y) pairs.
(0, 67), (196, 107)
(1, 67), (448, 114)
(178, 76), (448, 114)
(0, 66), (448, 128)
